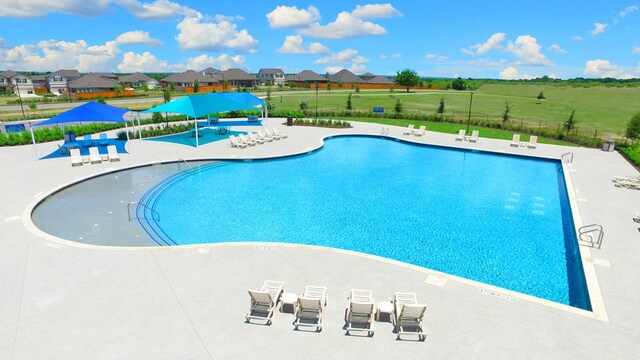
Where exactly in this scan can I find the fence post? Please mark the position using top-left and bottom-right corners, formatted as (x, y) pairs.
(593, 129), (598, 140)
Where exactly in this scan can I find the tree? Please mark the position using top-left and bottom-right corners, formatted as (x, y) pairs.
(298, 100), (309, 115)
(221, 80), (228, 92)
(96, 96), (106, 104)
(625, 112), (640, 141)
(163, 87), (172, 103)
(346, 93), (353, 111)
(502, 102), (511, 123)
(193, 79), (200, 93)
(394, 68), (419, 93)
(354, 84), (360, 93)
(113, 84), (122, 94)
(152, 112), (163, 124)
(141, 81), (149, 92)
(451, 77), (466, 90)
(169, 82), (176, 92)
(564, 110), (577, 135)
(327, 82), (332, 92)
(394, 99), (403, 114)
(537, 91), (546, 100)
(28, 100), (37, 111)
(437, 98), (445, 115)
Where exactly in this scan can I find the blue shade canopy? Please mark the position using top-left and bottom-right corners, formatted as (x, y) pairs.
(142, 93), (263, 118)
(34, 101), (128, 127)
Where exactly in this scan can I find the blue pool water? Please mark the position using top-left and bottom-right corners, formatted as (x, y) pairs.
(139, 136), (591, 310)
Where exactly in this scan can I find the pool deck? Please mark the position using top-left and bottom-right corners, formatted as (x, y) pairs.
(1, 120), (639, 359)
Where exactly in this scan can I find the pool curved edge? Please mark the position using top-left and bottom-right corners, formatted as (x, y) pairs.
(21, 131), (607, 321)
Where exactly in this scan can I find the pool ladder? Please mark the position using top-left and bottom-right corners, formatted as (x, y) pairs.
(177, 158), (193, 172)
(561, 152), (574, 163)
(380, 127), (389, 136)
(127, 201), (160, 222)
(578, 224), (603, 249)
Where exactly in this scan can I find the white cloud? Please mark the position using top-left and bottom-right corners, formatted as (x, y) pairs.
(620, 5), (639, 17)
(325, 64), (367, 74)
(380, 54), (387, 59)
(391, 53), (402, 59)
(116, 30), (162, 46)
(1, 39), (119, 71)
(315, 48), (368, 64)
(277, 35), (329, 54)
(266, 5), (320, 28)
(0, 0), (112, 17)
(548, 44), (566, 54)
(507, 35), (552, 66)
(0, 38), (7, 48)
(591, 22), (607, 35)
(117, 51), (246, 72)
(426, 53), (449, 61)
(351, 3), (402, 19)
(499, 66), (533, 80)
(115, 0), (197, 19)
(633, 46), (640, 54)
(299, 11), (387, 39)
(584, 59), (625, 78)
(571, 35), (583, 42)
(176, 15), (258, 53)
(462, 32), (506, 56)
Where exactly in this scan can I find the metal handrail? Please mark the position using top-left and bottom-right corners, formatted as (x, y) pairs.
(561, 152), (574, 163)
(127, 201), (160, 222)
(177, 158), (193, 172)
(578, 224), (603, 249)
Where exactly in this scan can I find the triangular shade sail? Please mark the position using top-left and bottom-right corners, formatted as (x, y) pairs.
(34, 101), (128, 126)
(142, 93), (263, 118)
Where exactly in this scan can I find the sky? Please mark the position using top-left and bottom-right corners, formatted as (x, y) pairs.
(0, 0), (638, 79)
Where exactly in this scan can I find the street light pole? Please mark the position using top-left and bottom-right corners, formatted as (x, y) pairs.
(14, 82), (26, 120)
(315, 82), (319, 121)
(465, 90), (475, 135)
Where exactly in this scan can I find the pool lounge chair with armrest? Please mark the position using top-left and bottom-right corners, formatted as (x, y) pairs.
(613, 175), (640, 183)
(256, 130), (273, 142)
(403, 124), (415, 135)
(616, 179), (640, 190)
(272, 127), (288, 139)
(229, 135), (247, 148)
(88, 147), (102, 164)
(264, 127), (281, 140)
(70, 148), (83, 167)
(455, 129), (465, 141)
(248, 132), (264, 144)
(510, 134), (520, 147)
(245, 280), (285, 324)
(345, 289), (375, 336)
(238, 133), (256, 146)
(414, 125), (426, 137)
(106, 145), (120, 162)
(294, 285), (328, 331)
(527, 135), (538, 149)
(393, 292), (426, 340)
(469, 130), (479, 143)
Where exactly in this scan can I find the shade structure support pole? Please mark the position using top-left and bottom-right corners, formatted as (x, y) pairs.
(30, 122), (38, 161)
(194, 115), (199, 147)
(137, 112), (142, 140)
(125, 121), (131, 154)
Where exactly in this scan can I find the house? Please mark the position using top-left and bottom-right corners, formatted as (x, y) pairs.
(360, 72), (376, 81)
(69, 74), (118, 93)
(0, 70), (35, 96)
(257, 68), (285, 86)
(285, 70), (328, 88)
(221, 68), (258, 89)
(161, 70), (218, 91)
(366, 75), (395, 85)
(119, 72), (159, 89)
(327, 69), (365, 84)
(47, 69), (81, 95)
(201, 67), (222, 79)
(89, 72), (119, 80)
(30, 75), (48, 91)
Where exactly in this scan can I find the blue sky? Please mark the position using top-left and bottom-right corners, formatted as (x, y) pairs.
(0, 0), (638, 79)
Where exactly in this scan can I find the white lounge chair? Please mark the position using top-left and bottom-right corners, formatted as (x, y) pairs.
(70, 148), (83, 167)
(393, 292), (426, 341)
(616, 179), (640, 190)
(510, 134), (520, 147)
(414, 125), (426, 137)
(88, 147), (102, 164)
(455, 129), (465, 141)
(256, 130), (273, 142)
(238, 133), (256, 146)
(294, 285), (327, 331)
(229, 135), (247, 148)
(245, 280), (285, 324)
(106, 145), (120, 162)
(469, 130), (479, 143)
(527, 135), (538, 149)
(346, 289), (375, 336)
(403, 124), (415, 135)
(614, 175), (640, 182)
(264, 127), (281, 140)
(272, 127), (288, 139)
(248, 132), (264, 144)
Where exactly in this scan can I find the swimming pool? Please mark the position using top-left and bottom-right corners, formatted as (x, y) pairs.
(135, 136), (590, 310)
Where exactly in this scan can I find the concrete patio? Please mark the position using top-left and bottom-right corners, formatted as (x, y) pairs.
(1, 120), (639, 359)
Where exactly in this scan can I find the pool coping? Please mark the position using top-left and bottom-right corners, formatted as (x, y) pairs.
(21, 132), (608, 322)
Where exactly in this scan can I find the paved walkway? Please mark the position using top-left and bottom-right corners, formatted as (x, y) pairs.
(1, 120), (639, 359)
